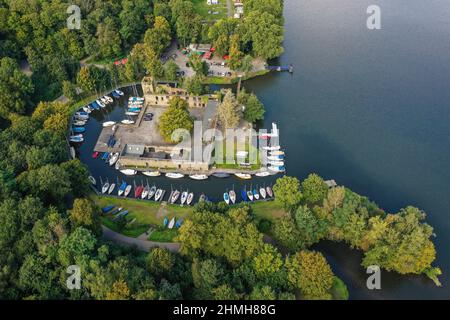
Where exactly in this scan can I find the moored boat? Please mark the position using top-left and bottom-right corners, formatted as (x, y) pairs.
(247, 191), (254, 201)
(229, 190), (236, 204)
(267, 155), (284, 161)
(255, 171), (271, 177)
(260, 188), (267, 199)
(101, 182), (109, 194)
(109, 153), (119, 166)
(241, 189), (248, 201)
(72, 126), (85, 133)
(88, 176), (96, 186)
(166, 173), (184, 179)
(92, 151), (99, 159)
(266, 186), (274, 198)
(143, 171), (161, 177)
(103, 121), (116, 127)
(125, 111), (139, 116)
(121, 119), (135, 125)
(180, 191), (188, 205)
(270, 151), (285, 156)
(128, 107), (141, 113)
(73, 120), (86, 126)
(114, 89), (124, 96)
(134, 185), (144, 198)
(154, 189), (163, 201)
(189, 174), (208, 180)
(171, 190), (180, 204)
(118, 181), (127, 196)
(235, 173), (252, 180)
(253, 189), (260, 200)
(69, 134), (84, 143)
(269, 161), (285, 167)
(268, 166), (285, 173)
(187, 192), (194, 205)
(148, 186), (157, 199)
(141, 185), (150, 199)
(120, 169), (137, 176)
(124, 185), (132, 197)
(262, 145), (281, 151)
(212, 172), (230, 178)
(223, 192), (230, 205)
(108, 183), (116, 195)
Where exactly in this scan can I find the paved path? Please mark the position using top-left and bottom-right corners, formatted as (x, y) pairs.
(102, 225), (180, 252)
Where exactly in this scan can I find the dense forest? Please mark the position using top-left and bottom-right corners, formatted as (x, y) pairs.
(0, 0), (441, 300)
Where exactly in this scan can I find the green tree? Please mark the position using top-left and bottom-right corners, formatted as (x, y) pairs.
(76, 66), (96, 94)
(62, 81), (77, 101)
(158, 97), (193, 142)
(144, 16), (171, 56)
(301, 173), (329, 206)
(217, 91), (242, 129)
(243, 93), (265, 123)
(164, 60), (178, 81)
(69, 199), (101, 236)
(273, 176), (302, 211)
(146, 248), (175, 278)
(286, 251), (334, 300)
(228, 34), (243, 71)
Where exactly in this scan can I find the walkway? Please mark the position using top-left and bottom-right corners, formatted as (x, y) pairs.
(102, 225), (180, 252)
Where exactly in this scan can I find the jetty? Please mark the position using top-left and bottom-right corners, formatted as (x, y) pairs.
(266, 64), (294, 73)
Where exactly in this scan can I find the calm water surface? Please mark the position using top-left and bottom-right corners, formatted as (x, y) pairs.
(78, 0), (449, 299)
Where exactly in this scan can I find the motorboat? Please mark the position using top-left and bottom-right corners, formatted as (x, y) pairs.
(262, 146), (281, 151)
(212, 172), (230, 178)
(166, 173), (184, 179)
(247, 190), (254, 201)
(108, 183), (116, 195)
(120, 169), (137, 176)
(154, 189), (163, 201)
(129, 97), (144, 102)
(267, 155), (284, 161)
(92, 152), (99, 159)
(189, 174), (208, 180)
(125, 111), (139, 116)
(104, 96), (113, 103)
(270, 151), (285, 156)
(269, 161), (285, 167)
(253, 189), (260, 200)
(168, 217), (175, 229)
(115, 161), (121, 170)
(235, 173), (252, 180)
(260, 187), (267, 199)
(103, 121), (116, 127)
(171, 190), (180, 204)
(266, 186), (274, 198)
(186, 192), (194, 205)
(88, 176), (96, 186)
(180, 191), (188, 205)
(101, 182), (109, 194)
(96, 100), (105, 108)
(128, 107), (141, 113)
(109, 153), (119, 166)
(74, 112), (89, 119)
(114, 89), (124, 96)
(100, 97), (108, 104)
(69, 135), (84, 143)
(73, 120), (86, 126)
(268, 166), (285, 173)
(199, 194), (206, 202)
(118, 181), (127, 196)
(121, 119), (135, 125)
(229, 190), (236, 204)
(101, 152), (109, 160)
(124, 185), (132, 197)
(148, 186), (157, 199)
(223, 192), (230, 205)
(82, 106), (92, 114)
(72, 126), (85, 133)
(143, 171), (161, 177)
(255, 171), (271, 177)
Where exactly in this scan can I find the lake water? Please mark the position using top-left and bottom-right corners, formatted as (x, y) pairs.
(77, 0), (449, 299)
(243, 0), (449, 299)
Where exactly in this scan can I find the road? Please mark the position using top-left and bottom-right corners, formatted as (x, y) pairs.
(102, 225), (181, 252)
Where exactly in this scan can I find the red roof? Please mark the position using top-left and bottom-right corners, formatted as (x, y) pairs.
(204, 52), (212, 59)
(210, 47), (216, 52)
(223, 55), (230, 60)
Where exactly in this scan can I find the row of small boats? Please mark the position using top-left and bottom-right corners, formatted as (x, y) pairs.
(223, 186), (274, 204)
(112, 170), (276, 180)
(102, 205), (129, 221)
(164, 217), (183, 229)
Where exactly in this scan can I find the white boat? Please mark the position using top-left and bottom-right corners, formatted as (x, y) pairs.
(187, 192), (194, 205)
(255, 171), (271, 177)
(154, 189), (163, 201)
(101, 182), (109, 194)
(229, 190), (236, 204)
(268, 166), (285, 173)
(100, 97), (108, 104)
(82, 106), (92, 113)
(129, 100), (144, 105)
(88, 176), (96, 186)
(120, 169), (137, 176)
(143, 171), (161, 177)
(115, 89), (124, 96)
(73, 120), (86, 126)
(171, 190), (180, 204)
(129, 97), (144, 102)
(69, 135), (84, 143)
(189, 174), (208, 180)
(262, 146), (281, 151)
(148, 186), (157, 200)
(223, 192), (230, 205)
(267, 156), (284, 162)
(269, 161), (285, 166)
(109, 153), (119, 166)
(270, 151), (285, 156)
(235, 173), (252, 180)
(180, 191), (188, 205)
(166, 173), (184, 179)
(124, 185), (132, 197)
(168, 217), (175, 229)
(96, 100), (105, 108)
(266, 186), (274, 198)
(141, 185), (150, 199)
(125, 111), (139, 116)
(121, 119), (135, 125)
(103, 121), (116, 127)
(104, 96), (113, 103)
(253, 190), (260, 201)
(108, 183), (116, 194)
(74, 112), (89, 119)
(260, 188), (267, 199)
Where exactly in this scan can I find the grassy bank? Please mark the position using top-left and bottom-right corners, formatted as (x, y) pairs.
(202, 70), (271, 85)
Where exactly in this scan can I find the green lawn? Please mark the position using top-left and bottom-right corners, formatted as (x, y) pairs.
(192, 0), (228, 21)
(250, 201), (287, 224)
(148, 228), (179, 242)
(93, 194), (193, 239)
